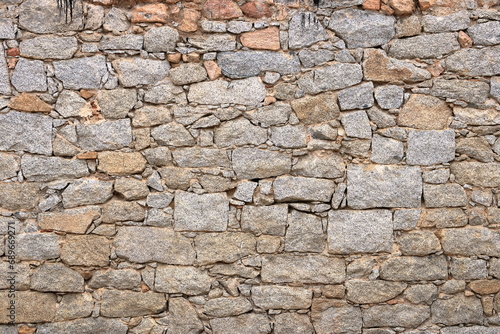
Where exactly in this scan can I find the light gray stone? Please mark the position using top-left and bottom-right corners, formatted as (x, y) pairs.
(233, 181), (257, 203)
(210, 313), (271, 334)
(173, 148), (230, 168)
(328, 9), (395, 48)
(341, 110), (372, 139)
(144, 26), (179, 52)
(441, 227), (500, 257)
(380, 256), (448, 281)
(421, 208), (468, 228)
(0, 182), (40, 210)
(0, 262), (30, 290)
(298, 49), (335, 68)
(98, 35), (143, 50)
(113, 58), (169, 87)
(288, 12), (328, 49)
(404, 284), (437, 304)
(297, 63), (363, 95)
(54, 55), (107, 90)
(152, 122), (195, 147)
(0, 45), (11, 95)
(432, 295), (483, 325)
(195, 232), (256, 265)
(393, 209), (421, 230)
(55, 293), (94, 322)
(143, 147), (172, 166)
(245, 102), (292, 127)
(96, 89), (137, 119)
(423, 168), (450, 184)
(319, 0), (364, 7)
(76, 119), (132, 151)
(62, 178), (113, 208)
(0, 111), (52, 155)
(338, 82), (374, 110)
(371, 135), (404, 164)
(241, 204), (288, 236)
(346, 280), (407, 304)
(31, 263), (84, 292)
(174, 191), (229, 232)
(56, 90), (87, 118)
(168, 298), (204, 334)
(233, 148), (291, 179)
(451, 162), (500, 187)
(188, 77), (266, 106)
(36, 318), (128, 334)
(214, 118), (267, 147)
(89, 269), (141, 290)
(170, 63), (207, 85)
(328, 210), (393, 254)
(0, 153), (19, 180)
(389, 33), (460, 59)
(60, 235), (110, 266)
(347, 165), (422, 209)
(114, 226), (195, 264)
(367, 107), (396, 128)
(19, 0), (83, 34)
(286, 210), (325, 253)
(492, 77), (500, 103)
(21, 155), (89, 182)
(218, 51), (301, 79)
(144, 81), (187, 104)
(444, 46), (500, 77)
(204, 297), (253, 317)
(101, 199), (145, 223)
(188, 34), (236, 52)
(15, 233), (59, 261)
(252, 286), (312, 309)
(274, 176), (335, 202)
(103, 8), (129, 33)
(422, 11), (470, 32)
(155, 265), (212, 295)
(0, 19), (16, 39)
(406, 130), (455, 166)
(270, 125), (306, 148)
(423, 184), (467, 207)
(399, 230), (442, 256)
(450, 257), (488, 280)
(20, 36), (78, 60)
(133, 106), (171, 127)
(457, 137), (495, 163)
(292, 151), (345, 179)
(274, 313), (314, 334)
(363, 304), (430, 328)
(441, 327), (500, 334)
(261, 255), (345, 284)
(11, 58), (47, 92)
(431, 79), (490, 105)
(468, 21), (500, 46)
(374, 85), (404, 109)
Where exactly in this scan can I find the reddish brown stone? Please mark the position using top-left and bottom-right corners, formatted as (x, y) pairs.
(204, 61), (222, 80)
(8, 93), (52, 113)
(7, 48), (19, 57)
(203, 0), (242, 20)
(80, 89), (97, 99)
(76, 151), (98, 160)
(178, 8), (201, 32)
(240, 27), (280, 51)
(389, 0), (415, 15)
(458, 31), (473, 48)
(426, 62), (444, 77)
(131, 4), (169, 23)
(470, 280), (500, 295)
(167, 53), (182, 64)
(418, 0), (435, 10)
(363, 0), (381, 10)
(241, 1), (272, 18)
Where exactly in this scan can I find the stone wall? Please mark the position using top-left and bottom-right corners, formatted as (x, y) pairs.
(0, 0), (500, 332)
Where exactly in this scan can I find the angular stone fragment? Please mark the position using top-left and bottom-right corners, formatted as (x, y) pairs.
(441, 227), (500, 257)
(274, 176), (335, 202)
(55, 90), (86, 118)
(112, 58), (169, 87)
(241, 204), (288, 236)
(8, 93), (52, 113)
(423, 184), (467, 207)
(114, 226), (195, 264)
(346, 280), (407, 304)
(232, 148), (291, 179)
(430, 79), (490, 105)
(96, 89), (136, 119)
(218, 51), (301, 79)
(19, 0), (83, 34)
(188, 77), (266, 106)
(0, 153), (19, 181)
(261, 255), (345, 284)
(328, 210), (393, 254)
(311, 301), (362, 334)
(152, 122), (195, 147)
(62, 178), (113, 208)
(0, 45), (11, 95)
(341, 110), (372, 139)
(0, 111), (52, 155)
(432, 295), (483, 325)
(89, 269), (141, 290)
(114, 178), (149, 200)
(399, 230), (441, 255)
(371, 135), (404, 164)
(252, 286), (312, 309)
(380, 256), (448, 280)
(363, 49), (431, 83)
(468, 21), (500, 46)
(38, 206), (100, 234)
(31, 263), (84, 292)
(347, 165), (422, 209)
(174, 191), (228, 232)
(298, 63), (363, 95)
(274, 313), (314, 334)
(144, 26), (179, 52)
(363, 304), (430, 328)
(36, 318), (128, 334)
(210, 313), (271, 334)
(195, 232), (256, 265)
(286, 210), (325, 253)
(374, 85), (404, 109)
(329, 9), (395, 48)
(422, 11), (470, 32)
(451, 162), (500, 187)
(16, 233), (59, 260)
(245, 102), (292, 126)
(398, 94), (451, 129)
(168, 298), (204, 334)
(214, 118), (267, 147)
(0, 291), (57, 324)
(155, 265), (212, 295)
(204, 297), (253, 317)
(290, 92), (340, 125)
(97, 151), (146, 176)
(101, 200), (145, 223)
(456, 137), (495, 162)
(61, 235), (110, 266)
(11, 58), (47, 92)
(203, 0), (242, 19)
(21, 155), (88, 182)
(188, 34), (237, 52)
(101, 290), (166, 317)
(445, 46), (500, 77)
(20, 36), (78, 60)
(170, 63), (207, 85)
(54, 55), (107, 90)
(389, 33), (460, 59)
(241, 27), (280, 50)
(144, 81), (187, 105)
(406, 130), (455, 166)
(289, 12), (328, 49)
(270, 125), (306, 148)
(292, 151), (345, 178)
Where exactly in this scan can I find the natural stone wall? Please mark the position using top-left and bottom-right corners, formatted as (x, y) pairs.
(0, 0), (500, 333)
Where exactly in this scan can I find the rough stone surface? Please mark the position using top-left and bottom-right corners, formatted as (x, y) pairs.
(11, 58), (47, 92)
(363, 304), (430, 328)
(444, 46), (500, 77)
(0, 111), (52, 155)
(174, 191), (229, 232)
(155, 265), (211, 295)
(431, 79), (490, 105)
(380, 256), (448, 280)
(398, 94), (451, 129)
(20, 36), (78, 60)
(241, 204), (288, 236)
(389, 33), (460, 59)
(451, 162), (500, 187)
(406, 130), (456, 166)
(112, 58), (169, 88)
(232, 148), (291, 179)
(54, 56), (107, 90)
(346, 280), (407, 304)
(100, 290), (165, 317)
(252, 286), (312, 309)
(289, 12), (328, 49)
(298, 63), (363, 95)
(21, 155), (88, 182)
(60, 235), (110, 266)
(188, 77), (266, 106)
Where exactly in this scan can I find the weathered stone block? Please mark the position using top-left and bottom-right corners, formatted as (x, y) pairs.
(61, 235), (110, 266)
(218, 51), (301, 78)
(188, 77), (266, 106)
(97, 151), (146, 176)
(399, 230), (441, 256)
(195, 232), (256, 265)
(155, 265), (212, 295)
(112, 58), (169, 87)
(54, 55), (107, 90)
(432, 295), (483, 325)
(241, 204), (288, 236)
(389, 33), (460, 59)
(441, 227), (500, 257)
(363, 304), (430, 328)
(210, 313), (271, 334)
(252, 286), (312, 309)
(0, 111), (52, 155)
(274, 176), (336, 202)
(31, 263), (84, 292)
(232, 148), (291, 179)
(298, 63), (363, 95)
(398, 94), (451, 129)
(21, 155), (89, 182)
(423, 184), (467, 207)
(346, 280), (407, 304)
(451, 162), (500, 187)
(289, 12), (328, 49)
(174, 191), (228, 232)
(15, 233), (59, 261)
(100, 290), (166, 317)
(286, 210), (325, 253)
(0, 291), (57, 324)
(380, 256), (448, 281)
(406, 130), (455, 166)
(38, 206), (100, 234)
(204, 297), (254, 317)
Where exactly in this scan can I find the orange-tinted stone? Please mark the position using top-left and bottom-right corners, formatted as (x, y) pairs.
(240, 27), (280, 51)
(203, 0), (242, 19)
(7, 48), (19, 57)
(363, 0), (381, 10)
(8, 93), (52, 113)
(131, 4), (169, 23)
(76, 151), (98, 160)
(389, 0), (415, 15)
(241, 1), (272, 18)
(178, 8), (201, 32)
(418, 0), (435, 10)
(204, 61), (222, 80)
(458, 31), (473, 48)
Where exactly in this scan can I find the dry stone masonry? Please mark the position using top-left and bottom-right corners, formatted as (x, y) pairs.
(0, 0), (499, 333)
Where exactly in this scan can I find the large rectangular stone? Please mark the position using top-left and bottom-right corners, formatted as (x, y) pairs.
(232, 148), (291, 179)
(0, 111), (52, 155)
(328, 210), (393, 254)
(195, 232), (256, 265)
(431, 79), (490, 105)
(188, 77), (266, 106)
(174, 191), (229, 232)
(363, 304), (430, 328)
(241, 205), (288, 236)
(251, 286), (312, 310)
(76, 119), (132, 151)
(451, 162), (500, 187)
(100, 290), (166, 318)
(218, 51), (301, 78)
(389, 33), (460, 59)
(21, 155), (89, 182)
(0, 291), (57, 324)
(54, 55), (107, 90)
(347, 165), (422, 209)
(172, 148), (230, 168)
(261, 255), (345, 284)
(380, 255), (448, 281)
(297, 63), (363, 95)
(440, 227), (500, 257)
(274, 176), (336, 202)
